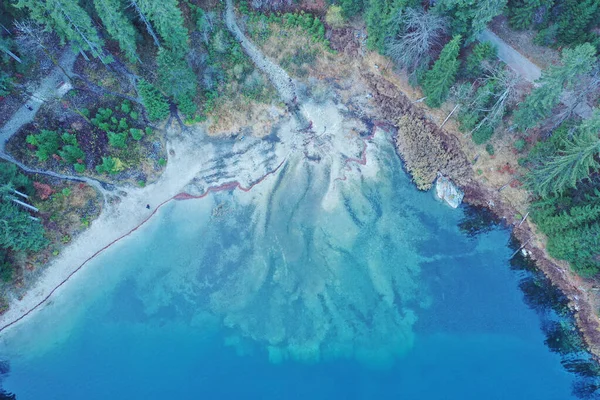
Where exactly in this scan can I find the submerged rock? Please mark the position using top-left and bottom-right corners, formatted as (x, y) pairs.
(435, 174), (464, 208)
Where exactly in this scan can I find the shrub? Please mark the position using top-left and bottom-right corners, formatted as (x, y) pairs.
(96, 157), (126, 175)
(58, 144), (85, 164)
(121, 100), (132, 113)
(145, 127), (153, 136)
(130, 128), (144, 141)
(26, 130), (61, 162)
(118, 118), (129, 132)
(108, 132), (127, 149)
(74, 163), (86, 173)
(158, 158), (167, 166)
(513, 138), (527, 152)
(485, 144), (495, 155)
(138, 79), (170, 121)
(472, 125), (494, 144)
(395, 113), (471, 190)
(130, 111), (139, 120)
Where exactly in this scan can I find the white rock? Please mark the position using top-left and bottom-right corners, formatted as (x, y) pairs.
(435, 175), (464, 209)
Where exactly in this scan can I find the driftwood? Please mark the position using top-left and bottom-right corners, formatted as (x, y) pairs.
(510, 238), (532, 259)
(440, 104), (459, 128)
(11, 198), (38, 212)
(517, 211), (530, 228)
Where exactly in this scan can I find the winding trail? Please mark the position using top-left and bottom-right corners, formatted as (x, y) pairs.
(224, 0), (297, 106)
(0, 48), (76, 153)
(0, 47), (115, 197)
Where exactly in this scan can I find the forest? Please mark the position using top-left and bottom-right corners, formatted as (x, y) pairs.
(0, 0), (599, 296)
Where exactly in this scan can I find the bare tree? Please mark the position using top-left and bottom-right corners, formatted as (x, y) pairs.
(386, 8), (447, 75)
(472, 66), (519, 134)
(14, 20), (70, 78)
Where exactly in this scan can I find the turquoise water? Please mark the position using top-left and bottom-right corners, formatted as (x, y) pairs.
(0, 139), (598, 399)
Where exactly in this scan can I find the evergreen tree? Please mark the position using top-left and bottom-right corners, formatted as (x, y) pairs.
(93, 0), (138, 62)
(339, 0), (365, 18)
(129, 0), (161, 47)
(136, 0), (189, 57)
(16, 0), (110, 63)
(528, 110), (600, 196)
(513, 43), (597, 131)
(508, 0), (553, 30)
(422, 35), (462, 108)
(555, 0), (599, 46)
(434, 0), (506, 40)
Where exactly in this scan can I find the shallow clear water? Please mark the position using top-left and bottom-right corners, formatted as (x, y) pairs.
(0, 138), (596, 399)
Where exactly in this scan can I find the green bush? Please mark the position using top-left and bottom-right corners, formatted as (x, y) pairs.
(26, 130), (61, 162)
(74, 163), (86, 173)
(145, 127), (153, 136)
(513, 138), (527, 152)
(485, 144), (495, 155)
(130, 111), (139, 120)
(130, 128), (144, 141)
(158, 158), (167, 166)
(58, 144), (85, 164)
(96, 157), (126, 175)
(121, 100), (132, 113)
(138, 79), (170, 122)
(472, 125), (494, 144)
(118, 118), (129, 132)
(108, 132), (128, 149)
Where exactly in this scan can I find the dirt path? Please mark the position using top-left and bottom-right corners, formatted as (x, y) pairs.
(0, 48), (118, 197)
(479, 29), (593, 119)
(0, 48), (76, 153)
(479, 29), (541, 82)
(224, 0), (297, 106)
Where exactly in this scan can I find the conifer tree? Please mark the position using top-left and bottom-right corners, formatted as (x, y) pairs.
(422, 35), (462, 108)
(93, 0), (138, 62)
(129, 0), (160, 47)
(434, 0), (506, 40)
(513, 43), (597, 131)
(528, 110), (600, 196)
(136, 0), (189, 57)
(16, 0), (109, 63)
(555, 0), (599, 46)
(508, 0), (553, 30)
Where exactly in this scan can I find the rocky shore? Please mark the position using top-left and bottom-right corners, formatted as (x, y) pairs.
(364, 68), (600, 361)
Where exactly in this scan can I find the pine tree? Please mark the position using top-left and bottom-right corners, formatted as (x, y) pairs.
(555, 0), (599, 46)
(434, 0), (506, 40)
(339, 0), (365, 18)
(93, 0), (138, 62)
(16, 0), (109, 63)
(129, 0), (161, 47)
(136, 0), (189, 57)
(513, 43), (597, 131)
(423, 35), (462, 108)
(528, 110), (600, 196)
(508, 0), (553, 30)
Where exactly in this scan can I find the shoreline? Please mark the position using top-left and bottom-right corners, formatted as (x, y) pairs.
(363, 66), (600, 361)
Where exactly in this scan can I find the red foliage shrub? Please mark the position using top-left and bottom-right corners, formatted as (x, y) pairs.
(33, 182), (54, 200)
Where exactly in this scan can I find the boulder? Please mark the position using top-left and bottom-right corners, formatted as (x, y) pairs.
(435, 174), (464, 209)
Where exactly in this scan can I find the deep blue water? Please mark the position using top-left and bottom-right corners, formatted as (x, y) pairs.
(1, 141), (598, 399)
